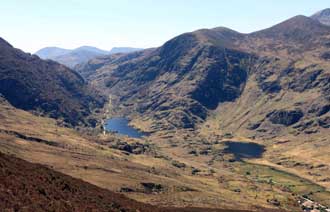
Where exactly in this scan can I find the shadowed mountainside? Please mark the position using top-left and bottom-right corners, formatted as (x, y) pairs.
(0, 38), (105, 126)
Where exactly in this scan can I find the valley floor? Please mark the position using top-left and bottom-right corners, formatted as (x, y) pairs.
(0, 99), (329, 211)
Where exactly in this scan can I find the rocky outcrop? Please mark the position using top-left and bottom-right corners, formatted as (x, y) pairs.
(267, 109), (304, 126)
(318, 116), (330, 128)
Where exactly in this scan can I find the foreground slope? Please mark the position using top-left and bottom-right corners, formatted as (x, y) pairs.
(0, 152), (158, 212)
(0, 97), (295, 211)
(1, 152), (258, 212)
(0, 37), (104, 126)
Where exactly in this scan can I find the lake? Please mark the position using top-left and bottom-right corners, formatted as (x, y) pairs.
(224, 141), (265, 160)
(105, 117), (146, 138)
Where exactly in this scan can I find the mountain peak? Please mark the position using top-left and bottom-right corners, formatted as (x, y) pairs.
(74, 46), (108, 54)
(311, 8), (330, 26)
(0, 37), (13, 48)
(251, 15), (329, 40)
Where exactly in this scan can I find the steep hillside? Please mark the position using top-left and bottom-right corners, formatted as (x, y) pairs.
(76, 15), (330, 136)
(76, 30), (256, 130)
(210, 15), (330, 138)
(0, 37), (104, 126)
(0, 152), (159, 212)
(1, 152), (257, 212)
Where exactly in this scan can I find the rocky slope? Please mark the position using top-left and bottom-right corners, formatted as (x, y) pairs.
(1, 152), (256, 212)
(0, 37), (104, 126)
(76, 28), (255, 130)
(76, 14), (330, 138)
(0, 152), (157, 212)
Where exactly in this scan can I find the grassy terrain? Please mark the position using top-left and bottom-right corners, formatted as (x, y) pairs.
(1, 97), (330, 211)
(238, 162), (330, 206)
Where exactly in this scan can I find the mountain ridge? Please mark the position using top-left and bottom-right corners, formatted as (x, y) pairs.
(76, 13), (330, 134)
(311, 8), (330, 26)
(0, 37), (105, 126)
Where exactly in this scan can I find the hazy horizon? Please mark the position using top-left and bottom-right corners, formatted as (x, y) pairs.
(1, 0), (329, 53)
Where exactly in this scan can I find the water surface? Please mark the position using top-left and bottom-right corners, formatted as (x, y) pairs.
(105, 117), (146, 138)
(224, 141), (265, 160)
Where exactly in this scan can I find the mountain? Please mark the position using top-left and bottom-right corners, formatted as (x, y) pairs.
(0, 37), (104, 126)
(109, 47), (143, 54)
(35, 47), (71, 59)
(311, 8), (330, 26)
(75, 45), (109, 55)
(35, 46), (110, 68)
(77, 15), (330, 133)
(53, 46), (110, 69)
(35, 46), (143, 68)
(74, 15), (330, 207)
(2, 10), (330, 211)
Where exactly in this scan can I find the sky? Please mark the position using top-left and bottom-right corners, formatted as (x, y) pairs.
(0, 0), (329, 53)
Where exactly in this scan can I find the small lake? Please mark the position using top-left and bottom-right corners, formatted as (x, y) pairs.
(105, 117), (146, 138)
(224, 141), (265, 160)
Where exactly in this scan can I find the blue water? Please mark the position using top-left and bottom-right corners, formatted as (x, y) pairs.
(105, 117), (145, 138)
(224, 141), (265, 160)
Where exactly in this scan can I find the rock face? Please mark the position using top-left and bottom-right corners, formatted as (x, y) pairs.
(267, 109), (304, 126)
(311, 8), (330, 26)
(76, 14), (330, 137)
(0, 38), (104, 126)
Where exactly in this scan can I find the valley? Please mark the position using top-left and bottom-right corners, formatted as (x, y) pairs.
(1, 5), (330, 212)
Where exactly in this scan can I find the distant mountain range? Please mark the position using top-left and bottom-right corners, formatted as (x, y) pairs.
(311, 8), (330, 26)
(35, 46), (143, 68)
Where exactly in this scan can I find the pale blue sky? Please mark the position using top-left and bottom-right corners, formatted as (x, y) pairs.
(0, 0), (329, 53)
